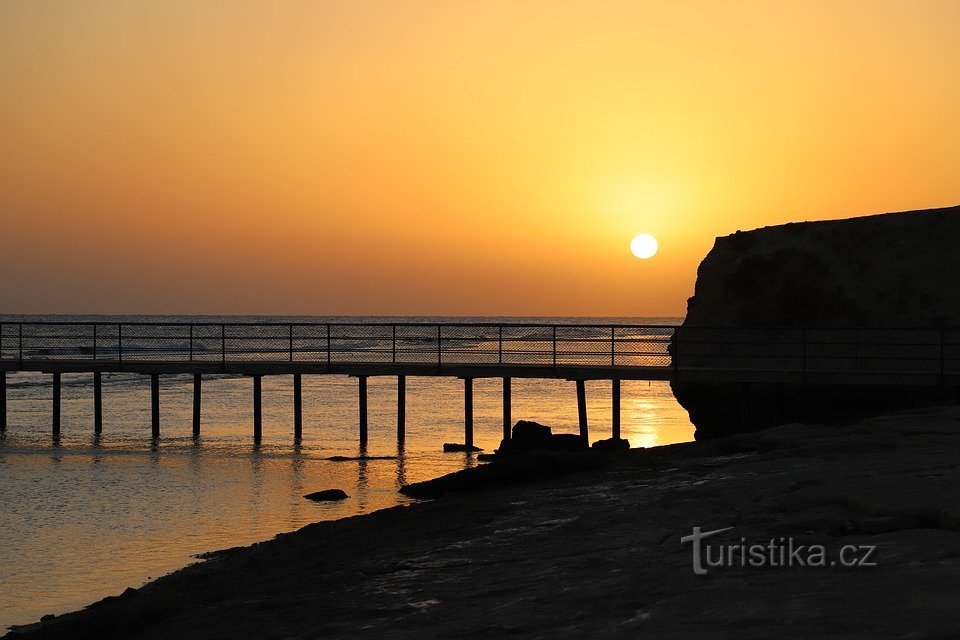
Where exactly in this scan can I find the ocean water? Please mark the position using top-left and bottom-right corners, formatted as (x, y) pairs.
(0, 316), (693, 630)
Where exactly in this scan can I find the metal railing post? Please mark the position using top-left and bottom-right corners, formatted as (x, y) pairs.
(189, 324), (194, 361)
(93, 323), (97, 360)
(610, 326), (615, 366)
(552, 326), (557, 368)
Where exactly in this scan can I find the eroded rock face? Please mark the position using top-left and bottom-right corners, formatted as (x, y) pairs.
(673, 205), (960, 439)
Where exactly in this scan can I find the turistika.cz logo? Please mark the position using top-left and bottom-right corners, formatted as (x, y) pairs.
(680, 527), (878, 575)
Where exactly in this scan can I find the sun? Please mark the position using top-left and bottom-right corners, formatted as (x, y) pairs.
(630, 234), (658, 259)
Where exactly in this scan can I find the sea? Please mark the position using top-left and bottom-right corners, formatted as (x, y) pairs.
(0, 315), (693, 630)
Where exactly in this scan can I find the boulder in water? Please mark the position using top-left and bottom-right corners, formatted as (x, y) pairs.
(495, 420), (588, 456)
(513, 420), (553, 442)
(442, 443), (482, 452)
(304, 489), (348, 502)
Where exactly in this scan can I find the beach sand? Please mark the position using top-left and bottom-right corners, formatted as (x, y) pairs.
(9, 406), (960, 639)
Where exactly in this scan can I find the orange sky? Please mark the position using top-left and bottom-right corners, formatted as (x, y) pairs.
(1, 0), (958, 316)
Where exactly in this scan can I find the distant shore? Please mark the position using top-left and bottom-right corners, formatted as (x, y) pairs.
(9, 406), (960, 639)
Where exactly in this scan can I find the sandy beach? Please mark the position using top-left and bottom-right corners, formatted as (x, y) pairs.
(9, 404), (960, 639)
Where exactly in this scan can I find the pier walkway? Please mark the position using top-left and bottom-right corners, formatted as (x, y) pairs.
(2, 321), (958, 444)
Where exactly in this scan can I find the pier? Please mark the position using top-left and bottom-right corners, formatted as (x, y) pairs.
(1, 321), (958, 443)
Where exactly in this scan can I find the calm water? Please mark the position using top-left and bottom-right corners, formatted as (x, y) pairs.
(0, 315), (693, 630)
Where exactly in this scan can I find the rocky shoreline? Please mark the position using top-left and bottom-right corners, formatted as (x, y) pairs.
(9, 406), (960, 639)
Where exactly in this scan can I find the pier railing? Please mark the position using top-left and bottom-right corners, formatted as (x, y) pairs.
(2, 321), (960, 377)
(0, 322), (677, 368)
(4, 321), (960, 442)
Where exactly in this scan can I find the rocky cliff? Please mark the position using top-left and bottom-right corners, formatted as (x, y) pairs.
(672, 205), (960, 439)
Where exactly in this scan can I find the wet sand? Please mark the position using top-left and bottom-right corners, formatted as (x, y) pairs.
(9, 406), (960, 639)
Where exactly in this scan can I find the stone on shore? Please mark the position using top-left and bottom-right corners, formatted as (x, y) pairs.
(494, 420), (588, 457)
(304, 489), (349, 502)
(591, 437), (630, 451)
(442, 443), (482, 452)
(513, 419), (552, 441)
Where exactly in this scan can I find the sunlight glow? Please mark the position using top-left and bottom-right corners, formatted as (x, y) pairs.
(1, 1), (957, 314)
(630, 234), (659, 260)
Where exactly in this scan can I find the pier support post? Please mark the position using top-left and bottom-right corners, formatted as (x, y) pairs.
(612, 379), (621, 440)
(253, 375), (262, 444)
(576, 379), (588, 446)
(464, 377), (474, 449)
(358, 376), (368, 446)
(397, 375), (406, 444)
(94, 372), (103, 435)
(193, 374), (201, 438)
(0, 371), (6, 432)
(52, 372), (61, 438)
(151, 373), (160, 439)
(293, 374), (302, 441)
(502, 377), (511, 441)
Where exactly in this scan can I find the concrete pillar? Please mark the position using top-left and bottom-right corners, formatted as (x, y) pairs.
(611, 378), (621, 440)
(502, 377), (511, 441)
(253, 375), (262, 444)
(359, 376), (368, 446)
(464, 377), (474, 448)
(94, 372), (102, 435)
(151, 373), (160, 439)
(193, 374), (202, 438)
(293, 374), (302, 441)
(52, 372), (61, 439)
(397, 375), (406, 444)
(576, 379), (588, 446)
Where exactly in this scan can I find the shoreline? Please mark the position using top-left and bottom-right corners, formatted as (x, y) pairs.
(9, 406), (960, 638)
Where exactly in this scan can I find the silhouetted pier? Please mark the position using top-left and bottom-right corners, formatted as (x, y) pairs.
(1, 321), (958, 445)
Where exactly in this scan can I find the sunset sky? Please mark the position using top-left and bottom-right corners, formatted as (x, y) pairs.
(1, 0), (958, 316)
